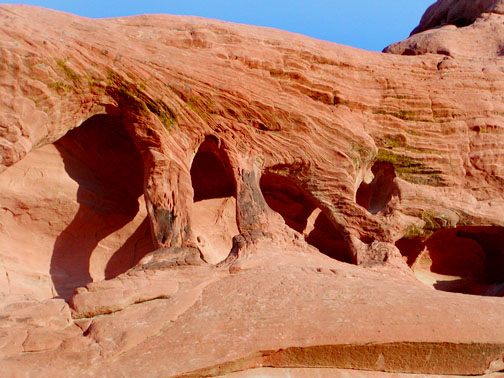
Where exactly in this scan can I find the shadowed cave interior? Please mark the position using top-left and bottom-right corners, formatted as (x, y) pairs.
(191, 136), (236, 202)
(190, 136), (238, 264)
(50, 114), (155, 300)
(0, 114), (156, 301)
(260, 173), (352, 263)
(356, 161), (396, 215)
(397, 226), (504, 296)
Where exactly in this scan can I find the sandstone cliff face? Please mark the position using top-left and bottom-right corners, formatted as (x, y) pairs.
(1, 2), (504, 376)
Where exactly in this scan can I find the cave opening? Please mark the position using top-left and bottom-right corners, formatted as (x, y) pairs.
(396, 226), (504, 296)
(190, 136), (238, 264)
(50, 114), (155, 299)
(191, 136), (236, 202)
(259, 173), (352, 263)
(0, 114), (155, 301)
(356, 162), (396, 215)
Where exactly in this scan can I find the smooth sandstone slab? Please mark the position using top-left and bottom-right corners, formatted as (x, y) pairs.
(219, 368), (504, 378)
(50, 244), (504, 376)
(3, 243), (504, 376)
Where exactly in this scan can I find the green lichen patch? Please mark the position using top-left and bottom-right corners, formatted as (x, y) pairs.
(403, 145), (437, 154)
(376, 134), (436, 155)
(84, 73), (104, 92)
(419, 210), (449, 232)
(350, 143), (375, 169)
(45, 58), (81, 94)
(373, 109), (432, 122)
(376, 134), (407, 149)
(48, 81), (71, 93)
(106, 70), (177, 131)
(403, 211), (449, 239)
(403, 223), (428, 239)
(376, 149), (446, 187)
(56, 58), (80, 83)
(266, 162), (311, 184)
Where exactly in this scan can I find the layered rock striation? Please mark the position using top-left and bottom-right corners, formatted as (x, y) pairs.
(1, 1), (504, 376)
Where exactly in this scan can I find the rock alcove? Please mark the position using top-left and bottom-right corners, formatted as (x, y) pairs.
(356, 161), (396, 215)
(397, 226), (504, 296)
(259, 173), (352, 263)
(190, 136), (239, 264)
(0, 114), (155, 300)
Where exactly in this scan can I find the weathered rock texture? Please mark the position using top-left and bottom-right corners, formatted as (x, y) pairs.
(1, 1), (504, 376)
(410, 0), (504, 35)
(385, 0), (504, 58)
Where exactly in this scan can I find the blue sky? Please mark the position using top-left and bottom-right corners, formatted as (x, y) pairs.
(4, 1), (435, 51)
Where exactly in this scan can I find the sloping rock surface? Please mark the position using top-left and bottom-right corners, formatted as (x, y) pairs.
(1, 1), (504, 376)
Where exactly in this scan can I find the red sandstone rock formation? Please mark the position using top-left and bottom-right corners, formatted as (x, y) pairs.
(1, 1), (504, 376)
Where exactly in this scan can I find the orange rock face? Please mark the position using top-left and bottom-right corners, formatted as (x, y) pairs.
(1, 2), (504, 376)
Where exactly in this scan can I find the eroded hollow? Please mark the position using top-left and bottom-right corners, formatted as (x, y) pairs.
(356, 162), (396, 215)
(190, 136), (238, 264)
(0, 114), (155, 301)
(396, 227), (504, 296)
(260, 173), (352, 263)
